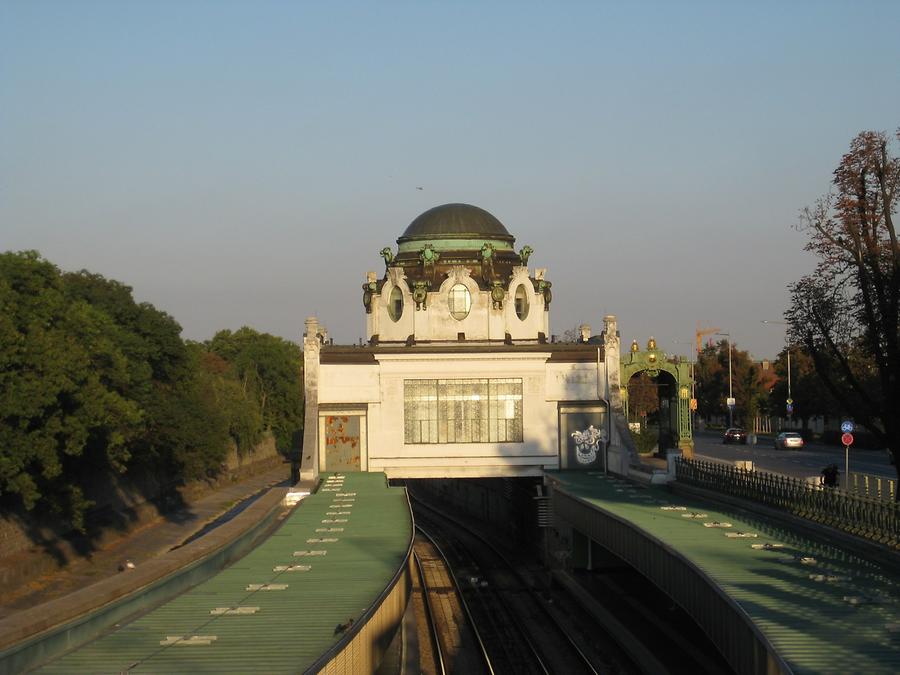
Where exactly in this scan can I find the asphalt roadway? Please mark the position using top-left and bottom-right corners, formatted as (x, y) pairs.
(692, 430), (895, 482)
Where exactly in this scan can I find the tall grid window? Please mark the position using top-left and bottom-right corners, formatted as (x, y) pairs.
(404, 378), (523, 444)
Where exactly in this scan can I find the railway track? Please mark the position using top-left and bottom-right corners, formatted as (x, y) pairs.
(412, 496), (604, 675)
(408, 487), (736, 675)
(412, 532), (493, 674)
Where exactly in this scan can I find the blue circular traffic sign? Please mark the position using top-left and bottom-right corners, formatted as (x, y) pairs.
(841, 420), (855, 433)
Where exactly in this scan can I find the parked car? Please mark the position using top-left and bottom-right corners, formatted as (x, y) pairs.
(723, 428), (748, 444)
(774, 432), (804, 450)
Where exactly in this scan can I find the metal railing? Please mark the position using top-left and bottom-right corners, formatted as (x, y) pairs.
(848, 472), (897, 502)
(675, 458), (899, 548)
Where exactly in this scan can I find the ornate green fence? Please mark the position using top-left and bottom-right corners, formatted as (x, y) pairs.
(674, 458), (899, 549)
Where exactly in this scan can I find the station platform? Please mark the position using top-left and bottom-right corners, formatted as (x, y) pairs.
(546, 471), (900, 675)
(30, 473), (412, 674)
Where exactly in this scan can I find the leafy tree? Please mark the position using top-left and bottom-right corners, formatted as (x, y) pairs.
(0, 252), (142, 530)
(61, 270), (230, 487)
(195, 349), (263, 457)
(0, 252), (303, 532)
(786, 130), (900, 487)
(768, 347), (838, 429)
(695, 340), (768, 427)
(206, 328), (303, 454)
(63, 270), (189, 384)
(626, 372), (660, 423)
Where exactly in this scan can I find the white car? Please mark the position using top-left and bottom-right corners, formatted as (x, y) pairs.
(774, 432), (804, 450)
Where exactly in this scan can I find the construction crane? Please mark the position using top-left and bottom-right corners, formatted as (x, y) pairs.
(696, 325), (721, 355)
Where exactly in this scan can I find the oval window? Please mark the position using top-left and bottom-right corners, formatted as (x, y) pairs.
(448, 284), (471, 321)
(388, 286), (403, 322)
(514, 284), (529, 320)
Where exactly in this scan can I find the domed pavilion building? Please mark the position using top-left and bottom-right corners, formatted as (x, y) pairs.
(301, 204), (628, 480)
(363, 203), (551, 343)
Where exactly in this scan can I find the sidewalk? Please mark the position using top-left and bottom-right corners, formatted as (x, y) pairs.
(0, 464), (290, 619)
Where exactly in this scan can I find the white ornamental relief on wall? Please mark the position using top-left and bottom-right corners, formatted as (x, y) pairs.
(447, 265), (472, 284)
(387, 267), (406, 287)
(570, 425), (607, 465)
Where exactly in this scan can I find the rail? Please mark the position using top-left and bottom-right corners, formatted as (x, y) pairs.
(415, 526), (495, 674)
(412, 548), (447, 675)
(848, 471), (897, 502)
(674, 457), (899, 548)
(413, 496), (599, 675)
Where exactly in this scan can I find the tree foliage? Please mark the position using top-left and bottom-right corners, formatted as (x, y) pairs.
(205, 328), (303, 454)
(768, 347), (838, 427)
(0, 252), (303, 530)
(626, 372), (660, 422)
(786, 130), (900, 483)
(694, 340), (769, 426)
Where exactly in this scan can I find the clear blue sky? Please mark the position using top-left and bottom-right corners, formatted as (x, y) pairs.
(2, 1), (899, 358)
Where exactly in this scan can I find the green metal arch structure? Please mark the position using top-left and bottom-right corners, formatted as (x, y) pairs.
(620, 345), (694, 456)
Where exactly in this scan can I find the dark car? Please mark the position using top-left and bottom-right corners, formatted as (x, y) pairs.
(723, 427), (748, 444)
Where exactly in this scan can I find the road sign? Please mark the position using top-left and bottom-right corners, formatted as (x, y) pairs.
(689, 398), (697, 411)
(726, 397), (736, 408)
(786, 403), (794, 414)
(786, 398), (794, 405)
(841, 420), (855, 433)
(841, 432), (854, 446)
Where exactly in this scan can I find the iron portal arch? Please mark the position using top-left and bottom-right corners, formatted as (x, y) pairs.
(621, 343), (694, 456)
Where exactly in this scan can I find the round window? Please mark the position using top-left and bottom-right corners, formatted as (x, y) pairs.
(448, 284), (471, 321)
(514, 284), (529, 320)
(388, 286), (404, 322)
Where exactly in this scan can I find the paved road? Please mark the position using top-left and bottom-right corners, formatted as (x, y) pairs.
(692, 430), (895, 481)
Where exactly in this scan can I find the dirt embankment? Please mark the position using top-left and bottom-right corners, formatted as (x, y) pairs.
(0, 435), (285, 600)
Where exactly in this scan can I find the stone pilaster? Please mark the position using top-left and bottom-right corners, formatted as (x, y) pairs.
(603, 315), (636, 474)
(300, 317), (321, 484)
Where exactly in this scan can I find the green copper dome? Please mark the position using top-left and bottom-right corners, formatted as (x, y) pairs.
(398, 203), (514, 245)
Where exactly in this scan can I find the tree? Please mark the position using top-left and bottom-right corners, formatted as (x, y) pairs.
(787, 129), (900, 489)
(769, 347), (838, 429)
(695, 340), (768, 427)
(0, 253), (239, 530)
(627, 372), (660, 424)
(0, 252), (142, 530)
(62, 269), (230, 487)
(205, 328), (303, 454)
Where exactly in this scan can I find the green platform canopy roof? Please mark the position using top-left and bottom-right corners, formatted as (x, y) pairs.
(548, 472), (900, 675)
(38, 473), (412, 675)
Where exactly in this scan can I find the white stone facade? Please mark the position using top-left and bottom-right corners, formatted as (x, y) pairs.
(300, 205), (630, 481)
(303, 317), (628, 480)
(367, 265), (550, 343)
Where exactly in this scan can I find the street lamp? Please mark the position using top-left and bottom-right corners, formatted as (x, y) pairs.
(762, 320), (792, 424)
(716, 332), (733, 427)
